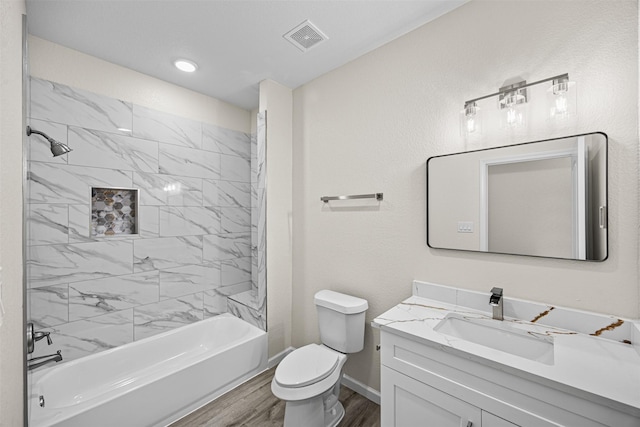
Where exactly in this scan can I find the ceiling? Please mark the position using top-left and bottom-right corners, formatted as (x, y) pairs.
(25, 0), (467, 111)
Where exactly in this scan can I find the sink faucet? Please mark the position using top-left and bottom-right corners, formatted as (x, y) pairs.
(489, 287), (503, 321)
(27, 350), (63, 371)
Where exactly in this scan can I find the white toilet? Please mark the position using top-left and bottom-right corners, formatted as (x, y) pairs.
(271, 290), (368, 427)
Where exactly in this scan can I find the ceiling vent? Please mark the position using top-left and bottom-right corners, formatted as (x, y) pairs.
(283, 20), (328, 52)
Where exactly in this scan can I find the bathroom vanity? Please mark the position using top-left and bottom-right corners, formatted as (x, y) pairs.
(373, 281), (640, 427)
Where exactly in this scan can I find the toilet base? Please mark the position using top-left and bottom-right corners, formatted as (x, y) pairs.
(326, 400), (344, 427)
(283, 386), (344, 427)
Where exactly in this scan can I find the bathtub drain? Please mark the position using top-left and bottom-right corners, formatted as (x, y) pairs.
(39, 395), (45, 408)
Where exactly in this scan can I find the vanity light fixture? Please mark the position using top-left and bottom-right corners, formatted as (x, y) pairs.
(174, 59), (198, 73)
(461, 73), (575, 135)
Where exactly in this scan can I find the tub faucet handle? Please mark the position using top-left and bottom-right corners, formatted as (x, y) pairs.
(34, 330), (53, 345)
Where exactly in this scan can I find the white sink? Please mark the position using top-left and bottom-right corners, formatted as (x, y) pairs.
(434, 313), (555, 365)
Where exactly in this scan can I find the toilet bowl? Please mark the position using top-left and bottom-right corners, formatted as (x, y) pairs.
(272, 344), (347, 427)
(271, 290), (368, 427)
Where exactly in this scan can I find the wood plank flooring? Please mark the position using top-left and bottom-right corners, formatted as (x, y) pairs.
(169, 367), (381, 427)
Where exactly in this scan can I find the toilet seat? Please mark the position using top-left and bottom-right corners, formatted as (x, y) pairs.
(275, 344), (339, 388)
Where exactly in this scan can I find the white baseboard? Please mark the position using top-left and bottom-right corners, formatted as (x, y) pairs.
(268, 346), (294, 369)
(342, 374), (381, 405)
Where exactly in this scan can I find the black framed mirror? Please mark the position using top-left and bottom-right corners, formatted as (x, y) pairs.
(427, 132), (607, 261)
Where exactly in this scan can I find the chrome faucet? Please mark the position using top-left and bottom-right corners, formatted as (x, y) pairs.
(489, 287), (503, 321)
(28, 350), (63, 371)
(27, 323), (53, 354)
(34, 330), (53, 345)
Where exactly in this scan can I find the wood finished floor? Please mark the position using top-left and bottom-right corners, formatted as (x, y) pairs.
(169, 367), (381, 427)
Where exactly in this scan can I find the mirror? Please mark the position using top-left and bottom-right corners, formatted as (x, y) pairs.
(427, 132), (607, 261)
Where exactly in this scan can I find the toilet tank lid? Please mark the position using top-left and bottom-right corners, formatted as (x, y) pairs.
(314, 290), (368, 314)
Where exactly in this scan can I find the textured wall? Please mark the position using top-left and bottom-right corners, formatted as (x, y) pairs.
(0, 1), (26, 425)
(27, 78), (263, 365)
(292, 0), (638, 392)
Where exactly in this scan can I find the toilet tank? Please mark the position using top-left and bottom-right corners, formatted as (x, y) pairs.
(314, 290), (368, 353)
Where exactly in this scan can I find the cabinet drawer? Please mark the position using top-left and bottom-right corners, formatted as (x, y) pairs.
(382, 366), (481, 427)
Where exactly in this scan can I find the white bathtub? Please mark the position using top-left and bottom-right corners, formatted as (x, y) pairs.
(28, 313), (268, 427)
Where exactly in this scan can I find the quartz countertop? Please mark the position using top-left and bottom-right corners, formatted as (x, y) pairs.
(373, 281), (640, 416)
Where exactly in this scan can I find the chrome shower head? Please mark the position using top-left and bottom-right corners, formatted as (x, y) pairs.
(26, 126), (72, 157)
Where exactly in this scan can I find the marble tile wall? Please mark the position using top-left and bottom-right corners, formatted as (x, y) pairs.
(27, 78), (266, 364)
(228, 111), (267, 330)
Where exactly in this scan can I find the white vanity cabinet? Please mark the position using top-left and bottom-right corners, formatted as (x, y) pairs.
(380, 331), (638, 427)
(382, 366), (519, 427)
(383, 366), (481, 427)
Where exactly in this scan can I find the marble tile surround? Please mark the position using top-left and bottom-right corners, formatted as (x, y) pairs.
(27, 78), (266, 365)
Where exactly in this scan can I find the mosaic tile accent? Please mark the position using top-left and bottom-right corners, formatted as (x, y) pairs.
(91, 187), (138, 237)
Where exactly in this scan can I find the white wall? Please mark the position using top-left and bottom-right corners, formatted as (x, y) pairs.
(0, 1), (26, 425)
(259, 80), (293, 358)
(28, 36), (250, 133)
(292, 0), (639, 391)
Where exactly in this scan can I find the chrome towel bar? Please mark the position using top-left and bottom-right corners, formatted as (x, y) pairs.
(320, 193), (383, 203)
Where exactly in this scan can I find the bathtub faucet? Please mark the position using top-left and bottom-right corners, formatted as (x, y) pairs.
(27, 323), (54, 354)
(28, 350), (63, 371)
(34, 330), (52, 345)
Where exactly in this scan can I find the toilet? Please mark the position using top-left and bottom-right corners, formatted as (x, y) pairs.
(271, 290), (368, 427)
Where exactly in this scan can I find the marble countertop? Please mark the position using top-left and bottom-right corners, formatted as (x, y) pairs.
(373, 281), (640, 414)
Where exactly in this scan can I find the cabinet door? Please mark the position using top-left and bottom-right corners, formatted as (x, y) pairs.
(482, 412), (519, 427)
(382, 366), (481, 427)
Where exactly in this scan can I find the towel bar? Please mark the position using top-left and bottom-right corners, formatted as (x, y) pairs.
(320, 193), (383, 203)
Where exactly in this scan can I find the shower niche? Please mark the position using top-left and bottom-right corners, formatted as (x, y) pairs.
(90, 187), (138, 237)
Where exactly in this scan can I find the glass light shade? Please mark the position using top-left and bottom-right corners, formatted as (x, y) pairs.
(460, 102), (482, 136)
(547, 80), (577, 119)
(499, 88), (527, 128)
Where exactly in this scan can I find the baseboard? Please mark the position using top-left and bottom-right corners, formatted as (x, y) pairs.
(268, 346), (294, 369)
(342, 374), (381, 405)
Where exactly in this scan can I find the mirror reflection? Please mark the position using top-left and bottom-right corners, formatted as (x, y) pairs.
(427, 132), (607, 261)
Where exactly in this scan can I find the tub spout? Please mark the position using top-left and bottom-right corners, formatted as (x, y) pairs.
(28, 350), (62, 371)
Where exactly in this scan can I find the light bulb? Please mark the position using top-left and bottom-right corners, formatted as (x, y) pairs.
(505, 106), (522, 127)
(553, 94), (568, 116)
(466, 116), (476, 133)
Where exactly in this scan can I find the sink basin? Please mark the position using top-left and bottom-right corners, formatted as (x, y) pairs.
(434, 314), (555, 365)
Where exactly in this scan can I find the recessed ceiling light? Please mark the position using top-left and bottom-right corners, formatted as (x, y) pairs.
(174, 59), (198, 73)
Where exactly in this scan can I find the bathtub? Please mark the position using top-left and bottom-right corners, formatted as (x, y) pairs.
(28, 313), (268, 427)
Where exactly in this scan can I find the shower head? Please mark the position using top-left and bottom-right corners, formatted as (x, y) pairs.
(26, 126), (72, 157)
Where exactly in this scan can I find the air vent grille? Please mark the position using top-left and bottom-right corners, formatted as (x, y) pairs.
(283, 20), (328, 52)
